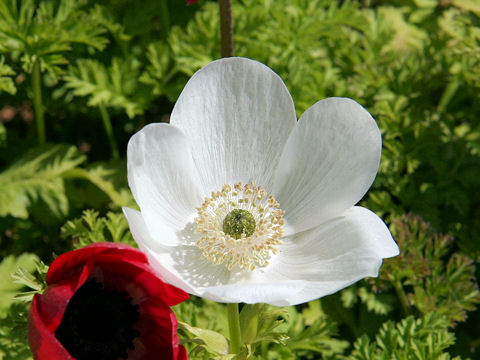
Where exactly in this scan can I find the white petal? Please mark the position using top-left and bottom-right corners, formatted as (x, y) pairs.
(123, 207), (197, 293)
(123, 207), (231, 295)
(202, 281), (307, 304)
(273, 97), (382, 234)
(127, 123), (203, 246)
(170, 57), (296, 194)
(251, 206), (399, 306)
(123, 207), (308, 304)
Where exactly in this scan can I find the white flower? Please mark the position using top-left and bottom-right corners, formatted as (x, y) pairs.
(123, 57), (399, 306)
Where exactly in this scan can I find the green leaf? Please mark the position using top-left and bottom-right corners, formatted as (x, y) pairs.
(61, 209), (136, 248)
(0, 56), (16, 95)
(64, 57), (152, 118)
(173, 297), (231, 358)
(348, 313), (462, 360)
(88, 4), (131, 44)
(239, 304), (263, 345)
(0, 0), (109, 79)
(452, 0), (480, 14)
(0, 253), (38, 316)
(11, 260), (48, 304)
(254, 307), (290, 346)
(374, 214), (480, 326)
(139, 41), (180, 100)
(357, 287), (394, 316)
(0, 302), (32, 360)
(239, 302), (347, 359)
(0, 145), (85, 219)
(63, 162), (134, 208)
(284, 302), (349, 357)
(179, 321), (230, 356)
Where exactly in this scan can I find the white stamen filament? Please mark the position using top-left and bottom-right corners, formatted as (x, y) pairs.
(195, 182), (285, 271)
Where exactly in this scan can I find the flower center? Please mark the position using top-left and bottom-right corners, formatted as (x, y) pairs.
(55, 279), (140, 360)
(195, 182), (285, 271)
(223, 209), (256, 239)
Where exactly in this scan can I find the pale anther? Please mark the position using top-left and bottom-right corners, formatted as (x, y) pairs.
(194, 181), (285, 271)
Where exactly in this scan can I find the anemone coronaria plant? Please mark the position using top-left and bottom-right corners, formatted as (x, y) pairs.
(28, 242), (188, 360)
(123, 57), (399, 306)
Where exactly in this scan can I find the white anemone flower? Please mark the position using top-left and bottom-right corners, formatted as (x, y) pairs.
(123, 57), (399, 306)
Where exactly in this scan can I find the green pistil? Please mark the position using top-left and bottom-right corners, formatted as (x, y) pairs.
(223, 209), (256, 239)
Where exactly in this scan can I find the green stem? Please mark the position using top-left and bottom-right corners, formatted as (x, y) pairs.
(31, 58), (45, 144)
(160, 0), (170, 37)
(219, 0), (234, 57)
(99, 105), (119, 159)
(393, 280), (412, 316)
(227, 303), (242, 354)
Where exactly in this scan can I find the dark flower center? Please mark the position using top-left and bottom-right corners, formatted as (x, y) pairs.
(55, 279), (140, 360)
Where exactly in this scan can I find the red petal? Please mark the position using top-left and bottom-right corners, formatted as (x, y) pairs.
(47, 242), (147, 285)
(28, 295), (74, 360)
(48, 243), (188, 305)
(177, 345), (188, 360)
(36, 261), (93, 331)
(122, 297), (183, 360)
(93, 254), (189, 306)
(136, 299), (179, 359)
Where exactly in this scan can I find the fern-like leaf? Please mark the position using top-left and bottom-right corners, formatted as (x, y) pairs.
(0, 56), (15, 95)
(0, 253), (38, 316)
(0, 145), (85, 219)
(61, 209), (135, 248)
(64, 58), (152, 118)
(348, 313), (462, 360)
(0, 0), (109, 79)
(374, 214), (480, 326)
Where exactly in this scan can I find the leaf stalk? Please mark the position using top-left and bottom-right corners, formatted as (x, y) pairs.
(32, 58), (46, 144)
(393, 280), (412, 316)
(160, 0), (171, 36)
(99, 105), (119, 159)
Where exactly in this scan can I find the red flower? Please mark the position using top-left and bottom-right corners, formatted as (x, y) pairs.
(185, 0), (198, 4)
(28, 243), (189, 360)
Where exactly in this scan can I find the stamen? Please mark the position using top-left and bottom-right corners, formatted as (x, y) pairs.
(195, 182), (285, 271)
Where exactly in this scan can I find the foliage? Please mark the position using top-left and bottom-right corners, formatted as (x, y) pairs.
(64, 57), (152, 118)
(0, 0), (108, 80)
(272, 301), (349, 359)
(374, 214), (480, 327)
(0, 145), (85, 219)
(347, 313), (462, 360)
(175, 298), (348, 359)
(0, 302), (32, 360)
(0, 253), (38, 316)
(174, 297), (229, 359)
(63, 161), (134, 209)
(0, 56), (15, 95)
(61, 209), (136, 248)
(0, 145), (130, 221)
(0, 257), (48, 360)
